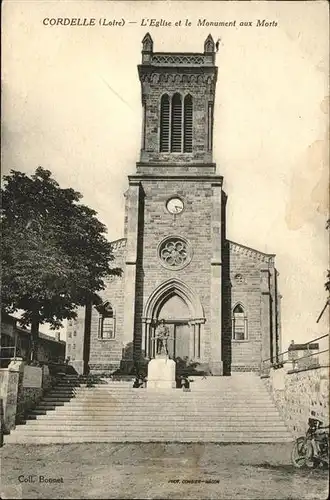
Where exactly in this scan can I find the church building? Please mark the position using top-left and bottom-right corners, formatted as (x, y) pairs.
(68, 34), (282, 376)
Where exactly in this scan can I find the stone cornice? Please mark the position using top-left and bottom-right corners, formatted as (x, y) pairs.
(138, 67), (217, 85)
(136, 162), (216, 169)
(129, 174), (223, 185)
(228, 240), (275, 264)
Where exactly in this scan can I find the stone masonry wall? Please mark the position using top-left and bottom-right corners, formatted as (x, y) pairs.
(139, 67), (216, 164)
(0, 367), (20, 432)
(15, 365), (56, 424)
(226, 242), (275, 372)
(1, 362), (56, 432)
(89, 239), (126, 373)
(134, 177), (217, 364)
(262, 364), (329, 436)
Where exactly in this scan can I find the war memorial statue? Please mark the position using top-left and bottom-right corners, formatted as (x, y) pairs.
(147, 319), (176, 389)
(154, 319), (170, 356)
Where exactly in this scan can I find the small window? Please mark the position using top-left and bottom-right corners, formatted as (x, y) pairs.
(68, 332), (72, 338)
(98, 302), (116, 339)
(232, 304), (248, 341)
(73, 330), (77, 336)
(73, 344), (76, 350)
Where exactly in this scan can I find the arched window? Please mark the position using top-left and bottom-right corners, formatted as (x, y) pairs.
(98, 302), (116, 339)
(232, 304), (248, 340)
(183, 95), (193, 152)
(171, 93), (182, 152)
(160, 94), (170, 152)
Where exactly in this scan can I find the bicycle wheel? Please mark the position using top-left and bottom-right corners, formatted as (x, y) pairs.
(291, 437), (313, 468)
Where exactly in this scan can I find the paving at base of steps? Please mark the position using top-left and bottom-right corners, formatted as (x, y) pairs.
(1, 442), (329, 499)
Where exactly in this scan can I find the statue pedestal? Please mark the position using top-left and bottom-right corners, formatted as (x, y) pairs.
(147, 355), (176, 389)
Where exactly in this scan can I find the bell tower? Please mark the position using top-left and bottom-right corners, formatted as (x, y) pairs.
(123, 34), (224, 376)
(138, 33), (218, 169)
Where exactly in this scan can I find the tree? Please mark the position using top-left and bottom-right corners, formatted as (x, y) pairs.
(1, 167), (121, 361)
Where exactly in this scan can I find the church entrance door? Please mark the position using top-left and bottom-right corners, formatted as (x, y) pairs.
(143, 281), (205, 361)
(166, 321), (190, 360)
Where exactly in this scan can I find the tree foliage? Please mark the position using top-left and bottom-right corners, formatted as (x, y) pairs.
(1, 167), (121, 357)
(326, 271), (330, 295)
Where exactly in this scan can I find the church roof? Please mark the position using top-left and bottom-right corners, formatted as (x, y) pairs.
(228, 240), (275, 264)
(110, 238), (275, 264)
(110, 238), (127, 252)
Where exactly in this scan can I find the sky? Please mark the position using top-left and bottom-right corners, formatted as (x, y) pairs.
(2, 1), (329, 349)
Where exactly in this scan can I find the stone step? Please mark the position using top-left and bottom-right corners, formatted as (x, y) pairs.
(53, 383), (270, 389)
(42, 397), (73, 402)
(50, 384), (85, 388)
(46, 391), (79, 394)
(68, 384), (269, 390)
(28, 413), (281, 421)
(50, 389), (273, 396)
(22, 423), (289, 432)
(47, 399), (274, 412)
(42, 393), (272, 407)
(5, 435), (293, 444)
(51, 387), (271, 393)
(29, 410), (281, 419)
(9, 426), (291, 436)
(44, 392), (275, 399)
(30, 414), (282, 422)
(44, 388), (272, 395)
(51, 403), (278, 411)
(37, 402), (66, 408)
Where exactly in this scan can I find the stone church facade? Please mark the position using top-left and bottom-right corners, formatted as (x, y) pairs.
(69, 34), (282, 376)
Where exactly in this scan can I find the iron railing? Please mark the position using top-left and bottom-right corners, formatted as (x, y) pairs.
(261, 333), (329, 376)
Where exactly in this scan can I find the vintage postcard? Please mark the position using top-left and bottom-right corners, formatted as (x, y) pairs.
(1, 1), (329, 499)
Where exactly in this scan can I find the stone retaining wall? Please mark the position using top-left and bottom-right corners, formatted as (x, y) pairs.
(262, 363), (329, 436)
(16, 365), (56, 424)
(0, 361), (57, 432)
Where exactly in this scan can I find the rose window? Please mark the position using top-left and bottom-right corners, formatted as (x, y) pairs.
(158, 237), (192, 270)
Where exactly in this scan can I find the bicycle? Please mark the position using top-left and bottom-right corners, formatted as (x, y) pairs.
(292, 417), (329, 468)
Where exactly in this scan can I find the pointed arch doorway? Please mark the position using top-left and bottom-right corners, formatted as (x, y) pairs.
(142, 279), (205, 361)
(158, 295), (190, 359)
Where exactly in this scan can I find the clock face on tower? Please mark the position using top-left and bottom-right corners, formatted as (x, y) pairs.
(166, 197), (184, 214)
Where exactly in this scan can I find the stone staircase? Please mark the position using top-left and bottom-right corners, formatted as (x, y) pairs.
(5, 373), (293, 444)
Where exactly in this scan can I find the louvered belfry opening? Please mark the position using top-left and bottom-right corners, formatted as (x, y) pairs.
(159, 93), (194, 153)
(183, 95), (193, 153)
(160, 94), (170, 152)
(171, 93), (183, 152)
